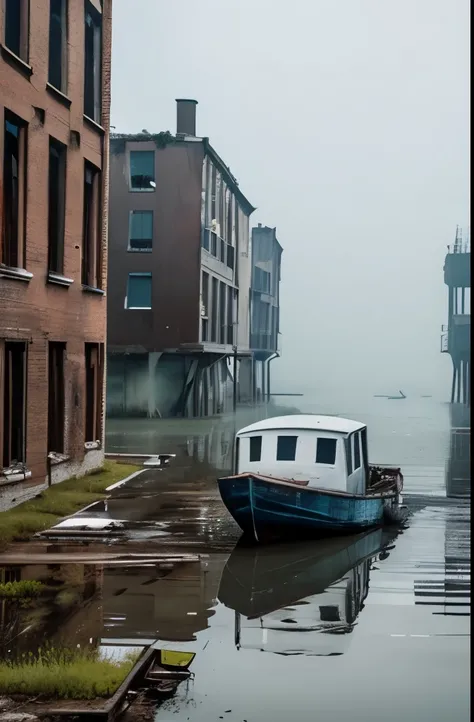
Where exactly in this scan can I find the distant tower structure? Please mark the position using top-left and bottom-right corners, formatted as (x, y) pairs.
(441, 227), (471, 405)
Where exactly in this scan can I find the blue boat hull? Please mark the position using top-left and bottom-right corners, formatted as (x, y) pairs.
(218, 474), (392, 543)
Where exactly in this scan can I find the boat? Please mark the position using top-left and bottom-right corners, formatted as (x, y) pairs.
(218, 528), (397, 655)
(217, 414), (404, 543)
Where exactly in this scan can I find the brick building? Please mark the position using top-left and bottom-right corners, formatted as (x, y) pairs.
(107, 100), (255, 418)
(0, 0), (112, 508)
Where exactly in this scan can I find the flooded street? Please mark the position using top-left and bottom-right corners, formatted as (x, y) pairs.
(1, 396), (470, 721)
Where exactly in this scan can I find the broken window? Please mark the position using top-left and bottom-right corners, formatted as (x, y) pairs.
(48, 342), (66, 453)
(2, 111), (27, 269)
(82, 161), (102, 287)
(2, 342), (27, 468)
(84, 1), (102, 122)
(85, 343), (103, 443)
(5, 0), (29, 61)
(126, 273), (152, 309)
(129, 211), (153, 251)
(129, 151), (155, 190)
(48, 0), (68, 92)
(48, 137), (67, 274)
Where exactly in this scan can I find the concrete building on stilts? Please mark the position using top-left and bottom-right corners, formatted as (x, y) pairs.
(240, 225), (282, 403)
(106, 100), (255, 418)
(441, 227), (470, 406)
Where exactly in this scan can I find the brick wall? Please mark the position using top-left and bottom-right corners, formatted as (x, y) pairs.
(0, 0), (112, 503)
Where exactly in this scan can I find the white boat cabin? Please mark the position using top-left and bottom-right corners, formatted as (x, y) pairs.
(235, 414), (369, 495)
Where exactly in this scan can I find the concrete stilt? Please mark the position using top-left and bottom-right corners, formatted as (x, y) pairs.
(147, 352), (162, 418)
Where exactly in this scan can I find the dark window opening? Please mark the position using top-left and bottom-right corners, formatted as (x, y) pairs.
(353, 432), (361, 470)
(129, 210), (153, 251)
(227, 286), (234, 345)
(5, 0), (29, 61)
(219, 281), (226, 344)
(2, 342), (27, 468)
(49, 0), (67, 92)
(249, 436), (262, 462)
(48, 137), (67, 274)
(227, 244), (235, 269)
(210, 232), (217, 256)
(82, 161), (101, 287)
(48, 342), (65, 453)
(319, 605), (341, 622)
(130, 150), (155, 190)
(126, 273), (152, 308)
(345, 437), (353, 475)
(254, 267), (271, 294)
(2, 111), (27, 269)
(210, 165), (217, 222)
(84, 1), (102, 122)
(277, 435), (298, 461)
(210, 277), (218, 342)
(316, 437), (337, 465)
(201, 272), (209, 342)
(85, 343), (103, 443)
(219, 238), (226, 263)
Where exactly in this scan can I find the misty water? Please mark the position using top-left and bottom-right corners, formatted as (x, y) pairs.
(2, 393), (469, 721)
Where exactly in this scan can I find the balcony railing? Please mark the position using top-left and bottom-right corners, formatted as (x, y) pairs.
(201, 229), (235, 270)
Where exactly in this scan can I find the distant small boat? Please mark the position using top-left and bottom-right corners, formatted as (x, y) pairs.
(374, 390), (406, 400)
(218, 415), (404, 544)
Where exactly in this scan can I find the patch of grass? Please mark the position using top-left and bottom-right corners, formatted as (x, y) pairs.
(0, 580), (45, 598)
(0, 462), (140, 551)
(0, 646), (140, 700)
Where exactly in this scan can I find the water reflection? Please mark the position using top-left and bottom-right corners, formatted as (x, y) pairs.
(445, 404), (470, 499)
(218, 529), (397, 657)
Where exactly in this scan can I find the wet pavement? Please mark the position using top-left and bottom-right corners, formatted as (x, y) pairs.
(0, 397), (470, 721)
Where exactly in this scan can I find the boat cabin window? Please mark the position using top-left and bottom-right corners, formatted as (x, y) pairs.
(249, 435), (262, 462)
(276, 435), (297, 461)
(345, 437), (353, 475)
(353, 432), (361, 470)
(315, 437), (337, 465)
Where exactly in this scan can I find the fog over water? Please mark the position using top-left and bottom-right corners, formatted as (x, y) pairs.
(111, 0), (470, 399)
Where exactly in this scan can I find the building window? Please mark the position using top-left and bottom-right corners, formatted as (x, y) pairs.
(129, 211), (153, 251)
(201, 271), (209, 342)
(126, 273), (152, 309)
(82, 161), (101, 287)
(254, 267), (271, 294)
(210, 277), (218, 342)
(226, 244), (235, 270)
(84, 0), (102, 122)
(2, 342), (27, 468)
(227, 286), (234, 345)
(353, 432), (361, 470)
(48, 137), (67, 274)
(2, 111), (27, 269)
(249, 436), (262, 462)
(276, 436), (297, 461)
(5, 0), (29, 61)
(85, 343), (103, 443)
(219, 281), (226, 344)
(48, 0), (68, 93)
(129, 151), (155, 191)
(48, 342), (65, 453)
(316, 438), (337, 465)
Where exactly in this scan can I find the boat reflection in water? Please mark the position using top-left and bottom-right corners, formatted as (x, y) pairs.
(218, 528), (397, 656)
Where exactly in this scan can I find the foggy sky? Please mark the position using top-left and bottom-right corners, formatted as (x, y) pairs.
(111, 0), (470, 398)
